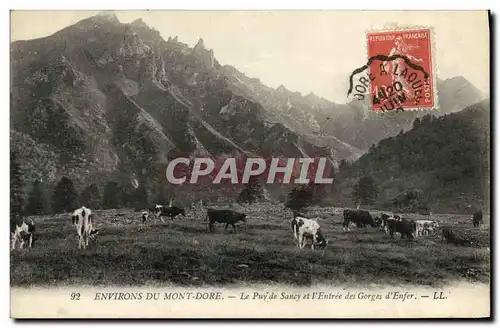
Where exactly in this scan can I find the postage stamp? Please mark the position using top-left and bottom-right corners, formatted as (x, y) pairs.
(366, 28), (437, 112)
(347, 26), (438, 112)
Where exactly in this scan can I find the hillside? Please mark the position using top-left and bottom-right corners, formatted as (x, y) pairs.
(330, 99), (490, 214)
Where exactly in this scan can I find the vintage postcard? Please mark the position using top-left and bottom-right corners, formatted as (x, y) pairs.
(9, 10), (491, 319)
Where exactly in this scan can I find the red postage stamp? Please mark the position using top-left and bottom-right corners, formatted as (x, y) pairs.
(366, 28), (436, 112)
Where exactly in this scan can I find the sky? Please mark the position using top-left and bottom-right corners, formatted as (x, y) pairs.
(10, 10), (490, 103)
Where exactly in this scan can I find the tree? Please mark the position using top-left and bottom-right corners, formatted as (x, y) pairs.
(152, 183), (175, 206)
(102, 181), (120, 209)
(25, 180), (51, 215)
(52, 176), (78, 213)
(79, 184), (101, 209)
(352, 176), (379, 207)
(152, 185), (166, 205)
(132, 180), (149, 212)
(118, 184), (134, 208)
(237, 176), (264, 204)
(412, 117), (421, 129)
(10, 149), (23, 216)
(284, 185), (313, 211)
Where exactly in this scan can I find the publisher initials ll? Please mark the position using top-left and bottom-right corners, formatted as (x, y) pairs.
(433, 292), (446, 299)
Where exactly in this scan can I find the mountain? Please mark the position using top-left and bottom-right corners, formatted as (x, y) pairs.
(10, 13), (344, 202)
(436, 76), (486, 114)
(328, 99), (490, 214)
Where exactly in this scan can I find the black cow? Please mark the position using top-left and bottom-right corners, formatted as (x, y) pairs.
(153, 205), (186, 222)
(342, 209), (377, 232)
(442, 227), (456, 243)
(385, 217), (416, 239)
(472, 210), (484, 228)
(206, 208), (247, 232)
(442, 227), (472, 246)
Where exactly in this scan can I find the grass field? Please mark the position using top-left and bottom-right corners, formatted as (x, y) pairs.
(10, 204), (491, 288)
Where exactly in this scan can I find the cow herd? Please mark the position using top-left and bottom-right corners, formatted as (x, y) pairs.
(9, 202), (485, 252)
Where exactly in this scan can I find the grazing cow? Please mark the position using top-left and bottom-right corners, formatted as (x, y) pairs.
(379, 213), (396, 234)
(385, 217), (416, 239)
(342, 209), (377, 232)
(153, 205), (186, 222)
(72, 206), (94, 249)
(415, 220), (440, 237)
(472, 210), (484, 228)
(291, 216), (328, 250)
(205, 209), (247, 232)
(376, 213), (394, 227)
(442, 227), (472, 246)
(10, 216), (35, 250)
(442, 227), (456, 243)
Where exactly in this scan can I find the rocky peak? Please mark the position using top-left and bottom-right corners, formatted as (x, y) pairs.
(276, 84), (288, 93)
(131, 18), (147, 27)
(305, 92), (316, 99)
(191, 38), (214, 69)
(94, 11), (120, 24)
(193, 38), (205, 52)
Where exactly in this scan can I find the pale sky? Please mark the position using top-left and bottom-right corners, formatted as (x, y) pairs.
(10, 10), (490, 103)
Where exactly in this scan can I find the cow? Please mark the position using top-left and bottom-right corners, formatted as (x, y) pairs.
(442, 227), (456, 243)
(291, 216), (328, 250)
(378, 213), (396, 234)
(385, 217), (416, 239)
(472, 210), (484, 228)
(205, 208), (247, 232)
(10, 216), (35, 250)
(376, 213), (394, 229)
(442, 227), (472, 246)
(342, 209), (377, 232)
(71, 206), (94, 249)
(153, 205), (186, 222)
(415, 220), (440, 237)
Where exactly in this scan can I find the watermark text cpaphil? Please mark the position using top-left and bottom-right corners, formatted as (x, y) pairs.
(165, 157), (334, 185)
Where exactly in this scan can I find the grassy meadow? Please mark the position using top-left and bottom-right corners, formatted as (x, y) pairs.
(10, 204), (490, 287)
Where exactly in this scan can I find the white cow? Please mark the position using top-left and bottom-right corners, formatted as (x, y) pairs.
(10, 217), (35, 250)
(291, 216), (328, 250)
(72, 206), (94, 249)
(415, 220), (440, 237)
